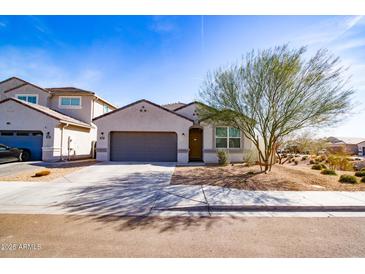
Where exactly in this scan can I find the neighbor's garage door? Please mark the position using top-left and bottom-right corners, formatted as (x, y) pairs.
(0, 131), (43, 160)
(110, 132), (177, 162)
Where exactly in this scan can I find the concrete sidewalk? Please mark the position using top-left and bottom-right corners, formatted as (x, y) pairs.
(154, 185), (365, 214)
(1, 180), (365, 217)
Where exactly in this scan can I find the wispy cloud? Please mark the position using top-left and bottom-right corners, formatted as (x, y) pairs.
(333, 37), (365, 51)
(297, 16), (364, 47)
(0, 21), (6, 28)
(345, 15), (364, 30)
(0, 47), (103, 90)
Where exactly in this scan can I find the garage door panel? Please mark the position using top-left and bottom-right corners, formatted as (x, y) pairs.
(0, 131), (43, 160)
(110, 132), (177, 162)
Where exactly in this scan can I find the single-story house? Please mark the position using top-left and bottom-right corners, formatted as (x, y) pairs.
(0, 77), (116, 161)
(327, 137), (365, 156)
(93, 99), (256, 164)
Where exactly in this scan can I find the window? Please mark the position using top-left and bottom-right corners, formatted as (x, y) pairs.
(16, 132), (29, 136)
(59, 96), (81, 108)
(1, 132), (14, 136)
(215, 127), (241, 149)
(16, 95), (38, 104)
(103, 104), (109, 113)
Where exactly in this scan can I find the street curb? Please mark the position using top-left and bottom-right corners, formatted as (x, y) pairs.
(154, 205), (365, 212)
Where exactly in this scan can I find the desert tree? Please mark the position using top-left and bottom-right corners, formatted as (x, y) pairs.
(198, 45), (353, 172)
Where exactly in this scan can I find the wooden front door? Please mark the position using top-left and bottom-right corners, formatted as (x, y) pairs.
(189, 128), (203, 161)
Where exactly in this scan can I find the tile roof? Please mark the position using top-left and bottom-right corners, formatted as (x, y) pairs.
(328, 136), (365, 145)
(93, 99), (194, 123)
(0, 98), (91, 128)
(162, 102), (186, 111)
(47, 87), (95, 95)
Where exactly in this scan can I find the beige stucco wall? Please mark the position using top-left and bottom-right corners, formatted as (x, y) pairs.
(201, 123), (255, 163)
(2, 84), (50, 106)
(49, 95), (93, 124)
(0, 78), (26, 100)
(93, 99), (107, 118)
(53, 124), (96, 160)
(94, 101), (193, 162)
(92, 99), (117, 118)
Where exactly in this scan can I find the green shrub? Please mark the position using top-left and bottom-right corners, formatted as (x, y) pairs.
(311, 164), (322, 170)
(309, 159), (315, 165)
(316, 155), (327, 162)
(294, 160), (299, 165)
(320, 169), (337, 175)
(361, 177), (365, 183)
(301, 156), (308, 161)
(327, 154), (354, 171)
(361, 168), (365, 172)
(339, 175), (358, 184)
(320, 164), (328, 169)
(217, 150), (229, 166)
(355, 171), (365, 177)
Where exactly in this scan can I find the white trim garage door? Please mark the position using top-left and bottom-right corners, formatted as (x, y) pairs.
(0, 131), (43, 160)
(110, 131), (177, 162)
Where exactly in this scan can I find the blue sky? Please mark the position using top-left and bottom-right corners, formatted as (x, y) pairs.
(0, 15), (364, 137)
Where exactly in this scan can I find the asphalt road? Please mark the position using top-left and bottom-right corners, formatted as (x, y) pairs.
(1, 214), (365, 257)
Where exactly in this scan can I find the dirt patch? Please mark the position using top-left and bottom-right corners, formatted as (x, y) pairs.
(0, 159), (96, 182)
(171, 163), (365, 191)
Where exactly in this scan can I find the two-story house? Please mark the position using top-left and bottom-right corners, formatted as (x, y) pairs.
(0, 77), (116, 161)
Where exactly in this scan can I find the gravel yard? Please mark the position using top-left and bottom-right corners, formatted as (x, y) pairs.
(171, 163), (365, 191)
(0, 159), (96, 182)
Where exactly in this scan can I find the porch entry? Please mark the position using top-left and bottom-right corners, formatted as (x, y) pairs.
(189, 128), (203, 162)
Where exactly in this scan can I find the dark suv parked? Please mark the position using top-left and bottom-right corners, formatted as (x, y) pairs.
(0, 144), (31, 164)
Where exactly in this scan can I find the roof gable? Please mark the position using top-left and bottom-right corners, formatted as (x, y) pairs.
(93, 99), (194, 123)
(3, 78), (50, 95)
(0, 76), (27, 86)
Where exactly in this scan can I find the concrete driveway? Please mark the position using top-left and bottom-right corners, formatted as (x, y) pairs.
(0, 162), (207, 216)
(0, 161), (42, 177)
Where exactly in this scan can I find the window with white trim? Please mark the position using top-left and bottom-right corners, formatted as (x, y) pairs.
(215, 127), (241, 148)
(59, 96), (81, 108)
(16, 95), (38, 104)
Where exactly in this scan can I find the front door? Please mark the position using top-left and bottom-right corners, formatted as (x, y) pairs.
(189, 128), (203, 161)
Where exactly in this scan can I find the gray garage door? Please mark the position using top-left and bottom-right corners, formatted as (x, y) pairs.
(110, 132), (177, 162)
(0, 131), (43, 160)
